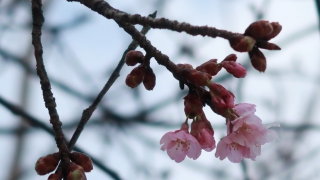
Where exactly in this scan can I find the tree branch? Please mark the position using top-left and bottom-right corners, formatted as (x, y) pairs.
(31, 0), (70, 176)
(68, 0), (241, 39)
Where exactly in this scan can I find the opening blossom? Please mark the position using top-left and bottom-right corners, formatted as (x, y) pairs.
(160, 123), (201, 163)
(215, 103), (279, 163)
(191, 113), (216, 152)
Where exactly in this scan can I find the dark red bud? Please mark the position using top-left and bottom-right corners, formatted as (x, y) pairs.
(35, 152), (60, 175)
(125, 50), (144, 66)
(264, 22), (282, 40)
(222, 54), (237, 62)
(70, 152), (93, 172)
(187, 70), (211, 86)
(207, 82), (228, 96)
(48, 173), (60, 180)
(67, 163), (87, 180)
(177, 63), (193, 69)
(244, 20), (273, 39)
(256, 41), (281, 50)
(249, 47), (267, 72)
(184, 94), (203, 118)
(125, 65), (146, 88)
(196, 59), (222, 76)
(229, 35), (256, 52)
(143, 67), (156, 90)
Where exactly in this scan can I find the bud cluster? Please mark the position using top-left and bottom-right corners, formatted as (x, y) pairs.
(229, 20), (282, 72)
(35, 151), (92, 180)
(125, 50), (156, 90)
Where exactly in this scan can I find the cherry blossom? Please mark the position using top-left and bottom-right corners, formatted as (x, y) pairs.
(231, 103), (278, 146)
(160, 123), (201, 163)
(215, 103), (279, 163)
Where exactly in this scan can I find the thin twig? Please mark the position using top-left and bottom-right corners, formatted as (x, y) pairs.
(31, 0), (70, 176)
(67, 11), (157, 151)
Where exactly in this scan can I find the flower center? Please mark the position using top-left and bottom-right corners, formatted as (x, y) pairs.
(230, 142), (239, 151)
(175, 139), (190, 152)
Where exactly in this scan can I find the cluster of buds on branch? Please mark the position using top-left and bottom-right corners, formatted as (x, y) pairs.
(35, 152), (93, 180)
(125, 50), (156, 90)
(229, 20), (281, 72)
(124, 20), (281, 163)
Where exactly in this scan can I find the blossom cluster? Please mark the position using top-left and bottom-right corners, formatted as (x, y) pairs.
(160, 102), (279, 163)
(124, 20), (282, 163)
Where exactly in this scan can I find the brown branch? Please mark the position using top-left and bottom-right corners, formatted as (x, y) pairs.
(31, 0), (70, 177)
(68, 0), (241, 39)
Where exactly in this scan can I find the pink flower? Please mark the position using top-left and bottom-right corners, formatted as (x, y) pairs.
(215, 133), (261, 163)
(160, 123), (201, 163)
(231, 103), (278, 146)
(215, 103), (279, 163)
(191, 113), (216, 152)
(215, 134), (248, 163)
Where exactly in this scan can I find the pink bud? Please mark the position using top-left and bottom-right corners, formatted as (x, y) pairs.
(207, 82), (235, 109)
(125, 50), (144, 66)
(244, 20), (273, 39)
(221, 61), (246, 78)
(229, 35), (256, 52)
(70, 152), (93, 172)
(249, 47), (267, 72)
(143, 67), (156, 90)
(190, 114), (216, 152)
(125, 65), (146, 88)
(35, 152), (60, 175)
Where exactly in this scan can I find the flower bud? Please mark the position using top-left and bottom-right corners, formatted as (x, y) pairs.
(222, 54), (237, 62)
(208, 82), (235, 108)
(125, 50), (144, 66)
(184, 93), (203, 118)
(244, 20), (273, 39)
(229, 35), (256, 52)
(220, 61), (246, 78)
(70, 152), (93, 172)
(143, 67), (156, 90)
(207, 82), (228, 96)
(67, 162), (87, 180)
(179, 64), (211, 86)
(196, 59), (222, 76)
(125, 65), (146, 88)
(35, 152), (60, 175)
(249, 47), (267, 72)
(190, 113), (216, 152)
(187, 70), (211, 86)
(264, 22), (282, 40)
(48, 173), (60, 180)
(256, 41), (281, 50)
